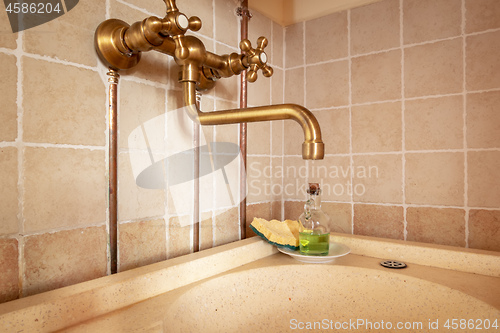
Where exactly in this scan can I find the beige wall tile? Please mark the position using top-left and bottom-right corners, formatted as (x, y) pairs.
(305, 12), (348, 64)
(306, 60), (349, 108)
(0, 9), (17, 49)
(354, 204), (404, 239)
(406, 207), (465, 247)
(0, 238), (19, 303)
(309, 156), (351, 202)
(166, 87), (184, 113)
(284, 67), (304, 105)
(466, 30), (500, 91)
(272, 200), (282, 220)
(404, 38), (463, 98)
(353, 154), (403, 204)
(118, 219), (166, 272)
(352, 102), (402, 153)
(405, 96), (463, 150)
(247, 156), (271, 203)
(248, 122), (270, 155)
(282, 156), (308, 201)
(118, 0), (165, 16)
(405, 152), (464, 206)
(403, 0), (461, 45)
(271, 68), (284, 104)
(118, 151), (165, 221)
(0, 147), (18, 236)
(272, 120), (283, 155)
(468, 151), (500, 208)
(214, 206), (239, 246)
(351, 50), (401, 104)
(23, 147), (106, 232)
(313, 108), (350, 155)
(468, 209), (500, 252)
(167, 216), (191, 259)
(23, 58), (105, 145)
(467, 91), (500, 149)
(272, 22), (284, 68)
(350, 0), (400, 55)
(120, 80), (166, 151)
(465, 0), (500, 33)
(200, 211), (213, 251)
(248, 67), (271, 106)
(110, 0), (153, 23)
(23, 0), (105, 67)
(0, 53), (17, 142)
(271, 157), (283, 203)
(285, 22), (304, 68)
(214, 0), (240, 47)
(249, 11), (273, 54)
(284, 201), (303, 221)
(322, 202), (352, 234)
(24, 226), (107, 296)
(246, 202), (272, 238)
(284, 119), (305, 156)
(213, 148), (240, 212)
(246, 202), (272, 222)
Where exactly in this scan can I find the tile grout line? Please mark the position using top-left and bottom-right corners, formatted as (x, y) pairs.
(15, 26), (25, 299)
(400, 0), (408, 241)
(244, 147), (500, 159)
(104, 0), (113, 274)
(269, 21), (274, 205)
(461, 0), (469, 248)
(300, 87), (500, 112)
(283, 26), (500, 73)
(163, 60), (170, 260)
(211, 0), (217, 249)
(281, 25), (286, 219)
(302, 21), (309, 195)
(347, 9), (354, 235)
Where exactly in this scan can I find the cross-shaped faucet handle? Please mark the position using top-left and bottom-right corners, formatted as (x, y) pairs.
(240, 37), (274, 83)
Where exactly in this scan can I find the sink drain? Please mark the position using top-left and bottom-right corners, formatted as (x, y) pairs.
(380, 260), (407, 269)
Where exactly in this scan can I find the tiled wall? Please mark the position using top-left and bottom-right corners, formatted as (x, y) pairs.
(1, 0), (498, 305)
(275, 0), (500, 252)
(0, 0), (281, 303)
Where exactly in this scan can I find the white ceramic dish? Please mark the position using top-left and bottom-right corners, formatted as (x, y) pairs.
(277, 242), (351, 263)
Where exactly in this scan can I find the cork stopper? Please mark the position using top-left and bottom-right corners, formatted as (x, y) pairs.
(307, 183), (320, 195)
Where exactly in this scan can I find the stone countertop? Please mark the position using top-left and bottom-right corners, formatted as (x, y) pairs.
(0, 234), (499, 332)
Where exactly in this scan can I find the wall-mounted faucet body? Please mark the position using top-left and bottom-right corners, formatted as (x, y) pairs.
(94, 0), (324, 159)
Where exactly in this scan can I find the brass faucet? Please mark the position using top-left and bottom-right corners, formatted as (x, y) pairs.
(94, 0), (324, 159)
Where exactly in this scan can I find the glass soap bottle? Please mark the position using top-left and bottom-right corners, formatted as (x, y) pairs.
(298, 183), (330, 256)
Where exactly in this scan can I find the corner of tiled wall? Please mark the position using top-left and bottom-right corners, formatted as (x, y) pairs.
(281, 0), (500, 252)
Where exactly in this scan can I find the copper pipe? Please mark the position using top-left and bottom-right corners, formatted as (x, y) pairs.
(239, 0), (250, 240)
(107, 69), (119, 274)
(193, 102), (200, 253)
(182, 81), (324, 160)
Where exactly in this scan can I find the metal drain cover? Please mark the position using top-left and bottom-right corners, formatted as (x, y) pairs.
(380, 260), (407, 269)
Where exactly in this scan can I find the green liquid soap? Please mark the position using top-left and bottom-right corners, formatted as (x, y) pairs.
(299, 231), (330, 256)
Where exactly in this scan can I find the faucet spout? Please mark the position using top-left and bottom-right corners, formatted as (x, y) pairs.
(182, 81), (324, 160)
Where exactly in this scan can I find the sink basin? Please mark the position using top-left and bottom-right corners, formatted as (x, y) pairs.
(1, 236), (498, 333)
(164, 265), (499, 332)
